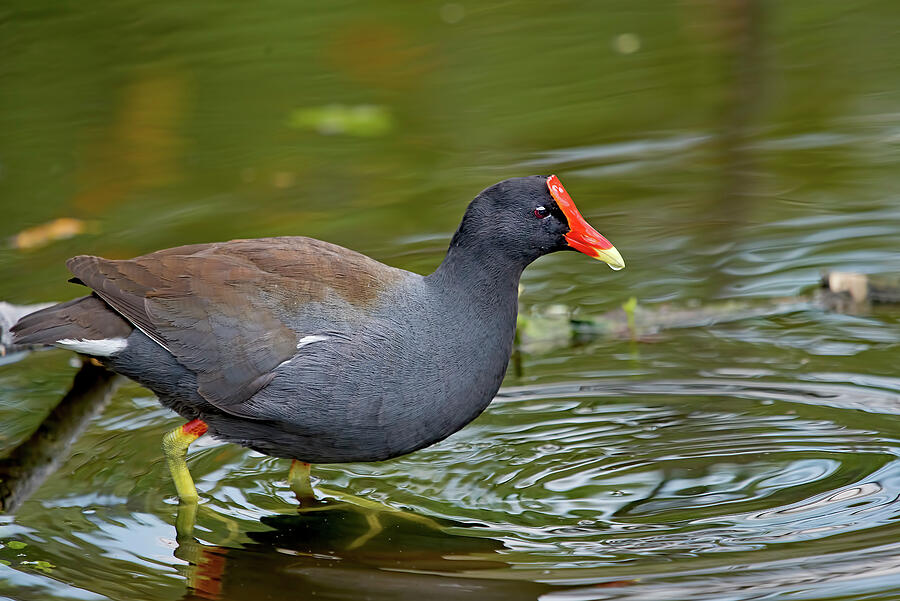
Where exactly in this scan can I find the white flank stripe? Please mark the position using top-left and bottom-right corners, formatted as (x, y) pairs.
(296, 335), (329, 349)
(56, 337), (128, 356)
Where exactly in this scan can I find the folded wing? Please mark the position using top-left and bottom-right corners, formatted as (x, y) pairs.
(67, 236), (401, 415)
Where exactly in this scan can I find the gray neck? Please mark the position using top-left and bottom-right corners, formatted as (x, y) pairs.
(415, 242), (524, 441)
(425, 241), (525, 318)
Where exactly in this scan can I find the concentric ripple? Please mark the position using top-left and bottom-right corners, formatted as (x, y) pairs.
(306, 376), (900, 596)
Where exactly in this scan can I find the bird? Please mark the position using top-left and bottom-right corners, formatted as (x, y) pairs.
(11, 175), (624, 503)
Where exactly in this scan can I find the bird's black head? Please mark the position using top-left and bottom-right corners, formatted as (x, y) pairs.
(449, 175), (624, 270)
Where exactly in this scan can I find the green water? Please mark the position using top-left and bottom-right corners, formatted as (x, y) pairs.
(1, 1), (900, 599)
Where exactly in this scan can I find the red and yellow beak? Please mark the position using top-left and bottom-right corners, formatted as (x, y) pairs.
(547, 175), (625, 270)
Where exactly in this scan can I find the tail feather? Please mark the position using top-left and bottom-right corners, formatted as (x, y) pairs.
(10, 295), (132, 349)
(1, 301), (55, 358)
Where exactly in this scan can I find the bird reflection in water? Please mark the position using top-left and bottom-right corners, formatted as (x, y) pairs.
(173, 499), (553, 601)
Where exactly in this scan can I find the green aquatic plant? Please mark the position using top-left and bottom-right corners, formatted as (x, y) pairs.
(288, 104), (393, 137)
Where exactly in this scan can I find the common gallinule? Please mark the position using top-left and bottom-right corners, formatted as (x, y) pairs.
(12, 175), (624, 502)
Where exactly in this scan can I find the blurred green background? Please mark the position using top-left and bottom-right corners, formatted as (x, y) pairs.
(3, 1), (898, 300)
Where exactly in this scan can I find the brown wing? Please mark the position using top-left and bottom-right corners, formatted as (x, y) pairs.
(67, 237), (402, 414)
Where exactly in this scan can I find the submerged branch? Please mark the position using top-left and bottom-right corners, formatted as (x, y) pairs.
(0, 361), (121, 513)
(517, 271), (900, 351)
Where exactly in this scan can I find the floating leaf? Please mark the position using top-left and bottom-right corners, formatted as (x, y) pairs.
(34, 560), (55, 573)
(288, 104), (392, 137)
(12, 218), (89, 250)
(5, 541), (26, 550)
(21, 560), (55, 573)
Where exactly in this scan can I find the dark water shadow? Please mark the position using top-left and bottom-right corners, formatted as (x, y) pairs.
(176, 505), (555, 601)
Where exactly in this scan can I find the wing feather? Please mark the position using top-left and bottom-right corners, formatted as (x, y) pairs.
(66, 237), (402, 414)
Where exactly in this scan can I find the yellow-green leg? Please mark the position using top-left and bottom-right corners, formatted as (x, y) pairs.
(162, 419), (208, 503)
(288, 459), (315, 504)
(285, 463), (445, 549)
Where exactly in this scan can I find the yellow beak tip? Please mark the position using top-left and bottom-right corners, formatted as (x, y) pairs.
(597, 246), (625, 271)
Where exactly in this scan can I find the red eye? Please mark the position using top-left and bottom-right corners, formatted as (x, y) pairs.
(534, 206), (550, 219)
